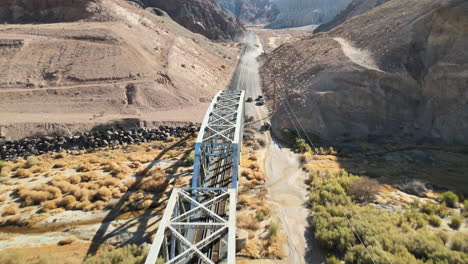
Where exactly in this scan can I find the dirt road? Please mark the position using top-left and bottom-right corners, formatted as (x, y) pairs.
(231, 32), (324, 264)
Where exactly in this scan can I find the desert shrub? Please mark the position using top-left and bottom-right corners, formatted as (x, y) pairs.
(18, 189), (54, 206)
(58, 236), (77, 246)
(328, 147), (337, 155)
(83, 244), (148, 264)
(99, 175), (120, 187)
(421, 202), (437, 215)
(81, 171), (100, 182)
(140, 168), (168, 192)
(428, 215), (441, 227)
(268, 221), (279, 239)
(442, 191), (459, 208)
(14, 168), (33, 178)
(3, 205), (19, 216)
(25, 157), (39, 168)
(293, 138), (311, 153)
(237, 210), (260, 230)
(436, 231), (449, 244)
(93, 201), (106, 210)
(184, 155), (194, 166)
(57, 195), (77, 210)
(347, 177), (380, 202)
(42, 200), (58, 211)
(450, 216), (463, 230)
(77, 163), (93, 172)
(55, 152), (67, 159)
(68, 174), (81, 184)
(450, 234), (466, 252)
(464, 200), (468, 217)
(255, 208), (270, 222)
(308, 173), (468, 264)
(325, 256), (341, 264)
(97, 186), (112, 201)
(436, 203), (452, 218)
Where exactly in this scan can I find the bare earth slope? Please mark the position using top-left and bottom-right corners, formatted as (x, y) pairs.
(127, 0), (245, 41)
(314, 0), (392, 33)
(261, 0), (468, 144)
(0, 0), (239, 140)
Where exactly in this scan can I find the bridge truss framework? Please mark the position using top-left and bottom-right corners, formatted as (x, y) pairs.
(146, 90), (245, 264)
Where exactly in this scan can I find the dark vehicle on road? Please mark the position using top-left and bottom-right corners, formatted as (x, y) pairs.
(261, 122), (271, 131)
(246, 97), (253, 102)
(256, 97), (265, 106)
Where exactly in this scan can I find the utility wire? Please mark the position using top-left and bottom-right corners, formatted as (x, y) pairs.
(277, 90), (391, 264)
(281, 94), (316, 150)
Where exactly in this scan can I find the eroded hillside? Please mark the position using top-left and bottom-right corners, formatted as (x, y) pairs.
(0, 0), (240, 140)
(261, 0), (468, 144)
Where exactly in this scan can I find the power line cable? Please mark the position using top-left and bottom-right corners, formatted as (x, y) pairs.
(281, 94), (317, 150)
(277, 90), (391, 264)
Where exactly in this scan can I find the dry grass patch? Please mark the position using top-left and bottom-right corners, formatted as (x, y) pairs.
(14, 168), (33, 178)
(237, 210), (261, 231)
(139, 168), (169, 192)
(2, 205), (19, 216)
(76, 163), (93, 172)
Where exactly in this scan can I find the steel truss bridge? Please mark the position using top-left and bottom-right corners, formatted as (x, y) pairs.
(146, 90), (245, 264)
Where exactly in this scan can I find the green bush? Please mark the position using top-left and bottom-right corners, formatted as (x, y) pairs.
(436, 231), (449, 244)
(428, 215), (441, 227)
(184, 155), (194, 166)
(308, 171), (468, 264)
(450, 234), (466, 252)
(255, 208), (270, 222)
(25, 157), (39, 168)
(268, 221), (279, 239)
(464, 200), (468, 218)
(450, 216), (463, 230)
(84, 244), (148, 264)
(325, 255), (341, 264)
(436, 203), (452, 218)
(293, 138), (311, 153)
(421, 203), (436, 215)
(442, 191), (459, 208)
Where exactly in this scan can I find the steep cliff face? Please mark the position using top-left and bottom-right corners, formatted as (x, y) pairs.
(261, 0), (468, 144)
(314, 0), (392, 33)
(218, 0), (279, 24)
(128, 0), (245, 41)
(267, 0), (352, 28)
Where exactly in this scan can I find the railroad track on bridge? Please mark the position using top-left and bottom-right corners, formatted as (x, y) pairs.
(145, 90), (245, 264)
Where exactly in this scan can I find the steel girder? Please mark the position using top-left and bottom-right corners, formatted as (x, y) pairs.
(192, 90), (245, 189)
(146, 90), (244, 264)
(145, 188), (237, 264)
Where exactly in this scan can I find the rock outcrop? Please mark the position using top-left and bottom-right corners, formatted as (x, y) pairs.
(314, 0), (392, 33)
(1, 125), (197, 160)
(128, 0), (245, 41)
(267, 0), (352, 29)
(218, 0), (279, 24)
(261, 0), (468, 144)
